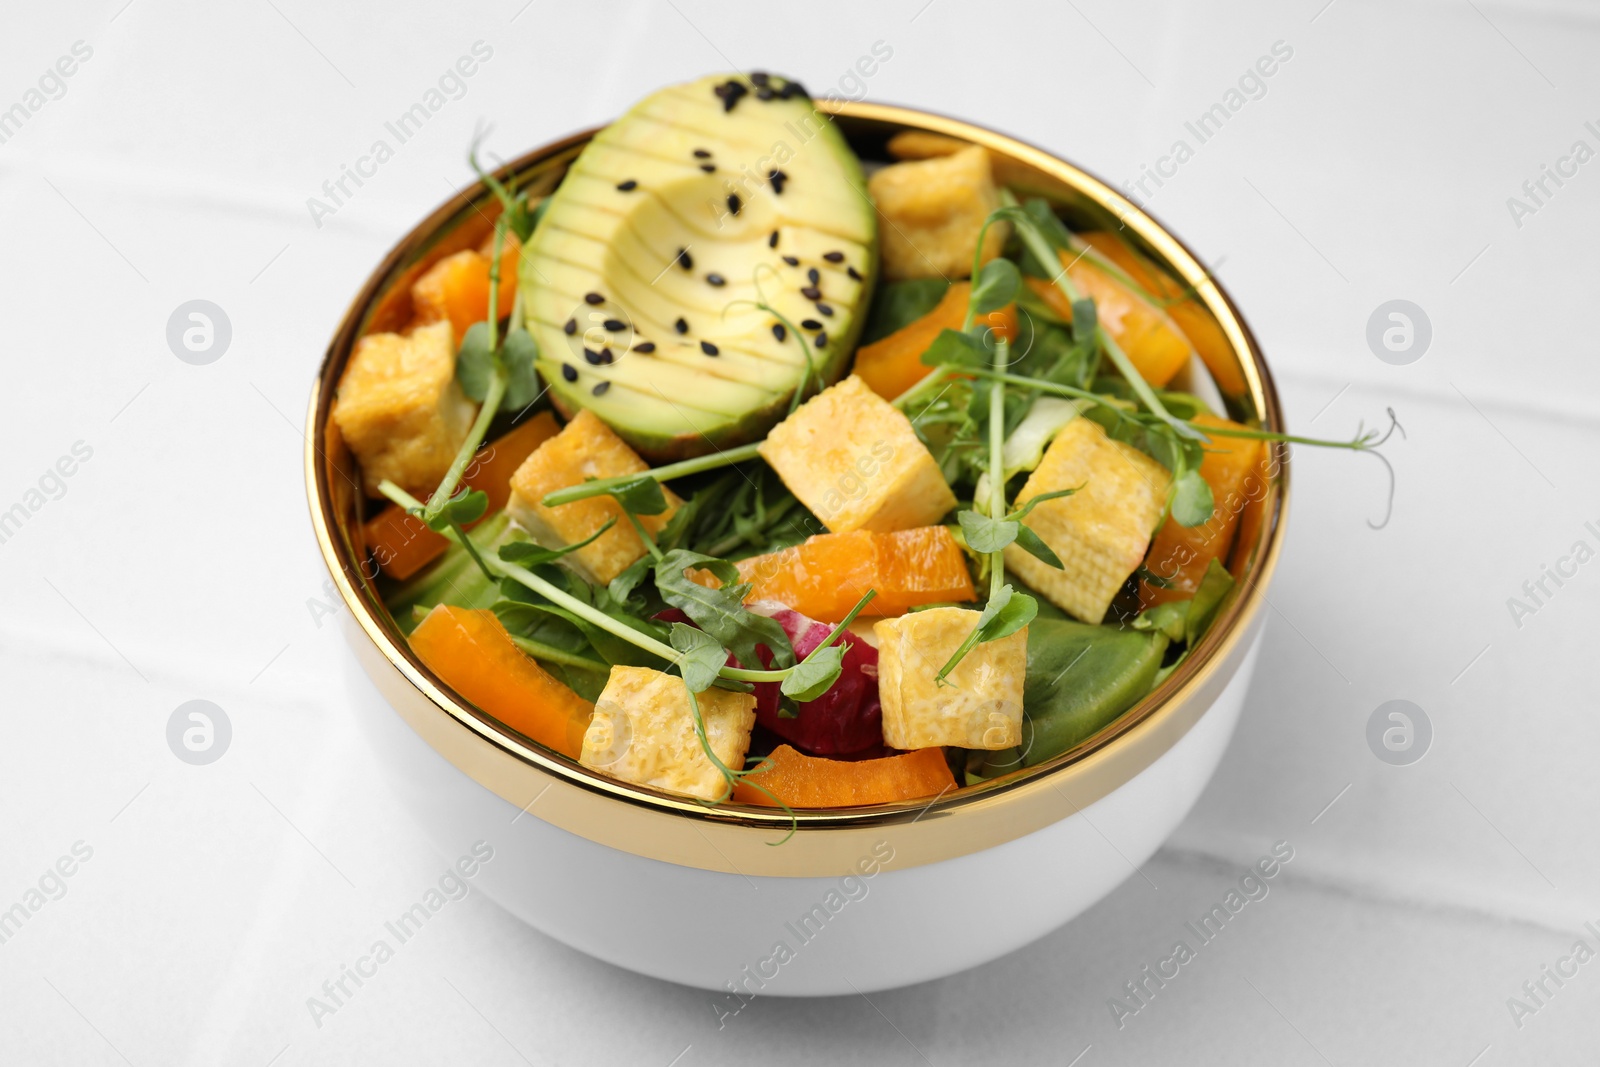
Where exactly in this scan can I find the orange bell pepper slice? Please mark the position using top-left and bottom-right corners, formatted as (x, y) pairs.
(364, 413), (559, 580)
(733, 744), (956, 808)
(1077, 231), (1247, 398)
(409, 234), (521, 344)
(409, 604), (593, 759)
(1140, 413), (1267, 606)
(724, 527), (976, 622)
(853, 282), (1017, 400)
(1027, 245), (1193, 388)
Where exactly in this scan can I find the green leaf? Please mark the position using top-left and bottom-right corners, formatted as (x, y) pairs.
(970, 257), (1022, 316)
(1170, 469), (1215, 527)
(862, 278), (950, 344)
(959, 509), (1019, 554)
(607, 554), (653, 603)
(1071, 296), (1098, 345)
(498, 517), (616, 565)
(654, 549), (796, 669)
(607, 475), (669, 516)
(500, 328), (541, 410)
(455, 322), (496, 403)
(1133, 600), (1189, 641)
(1185, 558), (1235, 647)
(669, 622), (728, 693)
(920, 326), (990, 370)
(1005, 487), (1079, 523)
(936, 585), (1038, 683)
(779, 645), (844, 702)
(424, 488), (488, 532)
(1012, 524), (1063, 569)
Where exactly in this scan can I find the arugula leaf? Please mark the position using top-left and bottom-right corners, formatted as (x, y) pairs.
(423, 488), (488, 532)
(862, 278), (950, 344)
(607, 554), (653, 604)
(496, 572), (667, 669)
(959, 509), (1018, 554)
(1170, 469), (1215, 527)
(920, 326), (991, 370)
(970, 257), (1022, 316)
(669, 622), (728, 693)
(779, 644), (844, 702)
(654, 549), (795, 669)
(606, 475), (669, 516)
(498, 517), (616, 565)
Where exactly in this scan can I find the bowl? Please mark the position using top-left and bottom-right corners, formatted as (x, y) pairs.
(306, 98), (1287, 995)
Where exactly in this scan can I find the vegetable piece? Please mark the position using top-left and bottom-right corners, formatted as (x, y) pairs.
(853, 282), (1018, 400)
(726, 526), (975, 622)
(868, 145), (1007, 281)
(332, 320), (476, 498)
(579, 665), (757, 800)
(1002, 418), (1171, 623)
(1076, 231), (1247, 397)
(506, 410), (682, 584)
(732, 744), (955, 807)
(364, 413), (560, 580)
(520, 73), (876, 460)
(758, 375), (957, 533)
(873, 605), (1027, 750)
(1019, 617), (1169, 766)
(409, 235), (521, 344)
(408, 604), (593, 758)
(862, 278), (950, 345)
(1140, 413), (1267, 606)
(1025, 244), (1193, 388)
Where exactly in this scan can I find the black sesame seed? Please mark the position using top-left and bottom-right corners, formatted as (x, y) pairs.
(600, 348), (615, 364)
(768, 230), (779, 249)
(755, 86), (774, 101)
(677, 247), (693, 271)
(700, 340), (719, 356)
(800, 285), (822, 300)
(726, 193), (742, 216)
(823, 251), (845, 263)
(700, 163), (716, 173)
(714, 80), (748, 112)
(847, 265), (863, 281)
(814, 331), (828, 349)
(616, 179), (638, 192)
(583, 347), (604, 365)
(750, 71), (771, 87)
(561, 364), (578, 382)
(693, 148), (712, 159)
(584, 292), (604, 305)
(635, 341), (656, 353)
(601, 319), (623, 332)
(768, 169), (787, 195)
(563, 318), (577, 335)
(815, 302), (834, 317)
(593, 381), (611, 396)
(781, 255), (799, 267)
(801, 318), (822, 330)
(674, 317), (688, 335)
(807, 267), (820, 285)
(771, 323), (787, 342)
(779, 80), (809, 101)
(706, 273), (726, 287)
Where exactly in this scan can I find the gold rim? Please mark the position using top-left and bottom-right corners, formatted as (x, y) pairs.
(305, 98), (1288, 877)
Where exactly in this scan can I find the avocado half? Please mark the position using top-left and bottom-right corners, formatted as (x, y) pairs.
(520, 73), (878, 460)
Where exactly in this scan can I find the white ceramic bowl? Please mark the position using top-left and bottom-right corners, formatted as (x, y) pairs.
(307, 100), (1288, 995)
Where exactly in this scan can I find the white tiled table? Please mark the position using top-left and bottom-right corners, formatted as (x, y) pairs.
(3, 1), (1597, 1063)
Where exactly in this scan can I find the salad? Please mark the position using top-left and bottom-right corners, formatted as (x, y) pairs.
(332, 73), (1391, 822)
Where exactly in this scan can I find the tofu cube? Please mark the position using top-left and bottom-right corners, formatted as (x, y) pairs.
(867, 145), (1008, 281)
(759, 375), (956, 533)
(332, 320), (477, 498)
(874, 606), (1026, 750)
(581, 666), (757, 800)
(506, 409), (682, 585)
(1003, 418), (1171, 623)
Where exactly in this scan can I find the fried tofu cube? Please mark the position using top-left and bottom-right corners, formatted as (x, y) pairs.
(581, 666), (757, 800)
(874, 606), (1026, 750)
(868, 145), (1008, 281)
(759, 375), (956, 533)
(332, 320), (477, 498)
(506, 409), (682, 585)
(1003, 418), (1171, 623)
